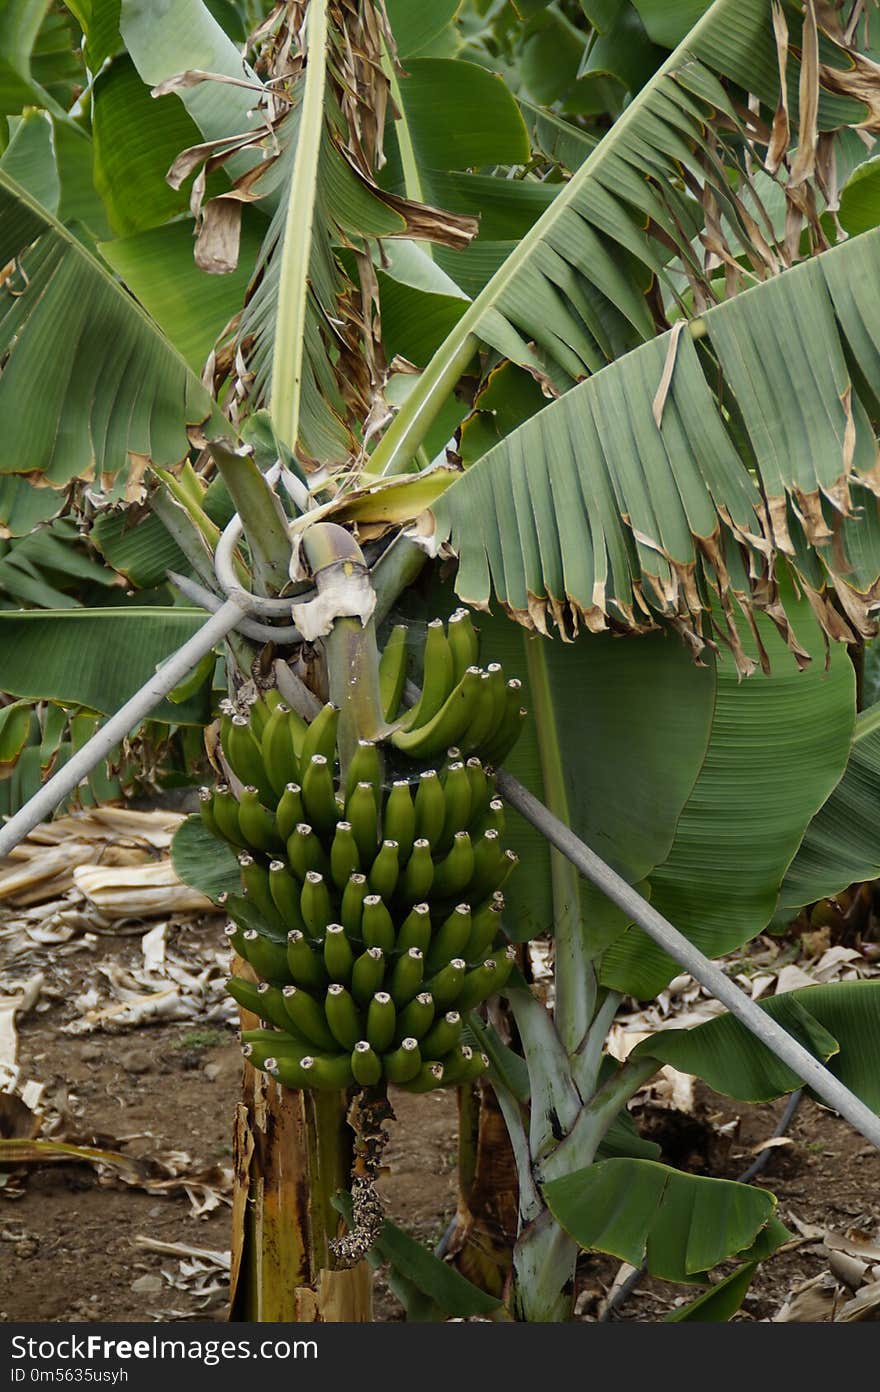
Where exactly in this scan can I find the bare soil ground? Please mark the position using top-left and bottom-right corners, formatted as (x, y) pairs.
(2, 921), (879, 1323)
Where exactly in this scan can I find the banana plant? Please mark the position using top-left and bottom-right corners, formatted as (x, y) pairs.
(2, 0), (880, 1326)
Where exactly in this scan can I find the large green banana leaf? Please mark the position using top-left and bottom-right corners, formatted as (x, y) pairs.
(100, 217), (265, 374)
(632, 980), (880, 1110)
(0, 607), (212, 723)
(543, 1157), (786, 1282)
(479, 612), (714, 944)
(478, 581), (854, 993)
(778, 701), (880, 913)
(429, 226), (880, 657)
(599, 589), (854, 997)
(0, 168), (222, 500)
(369, 0), (872, 472)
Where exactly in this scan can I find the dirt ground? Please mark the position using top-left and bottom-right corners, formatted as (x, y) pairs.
(2, 918), (879, 1324)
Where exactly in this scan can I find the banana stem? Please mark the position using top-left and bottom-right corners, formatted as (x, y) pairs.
(303, 525), (385, 776)
(522, 636), (595, 1056)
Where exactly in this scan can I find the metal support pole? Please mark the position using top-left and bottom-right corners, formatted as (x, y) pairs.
(495, 768), (880, 1150)
(0, 599), (246, 859)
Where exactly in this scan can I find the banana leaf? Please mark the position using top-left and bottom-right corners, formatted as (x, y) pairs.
(599, 587), (854, 997)
(0, 607), (214, 724)
(779, 702), (880, 913)
(0, 168), (222, 508)
(172, 814), (240, 903)
(632, 980), (880, 1110)
(543, 1157), (785, 1283)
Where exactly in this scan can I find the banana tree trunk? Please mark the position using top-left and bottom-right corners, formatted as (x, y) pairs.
(444, 1079), (519, 1299)
(229, 1013), (372, 1321)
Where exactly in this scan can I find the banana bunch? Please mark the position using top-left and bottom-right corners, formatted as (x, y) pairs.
(200, 694), (518, 1094)
(381, 609), (527, 765)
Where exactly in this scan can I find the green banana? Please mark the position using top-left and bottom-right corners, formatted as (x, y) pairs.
(226, 977), (293, 1034)
(421, 1010), (462, 1058)
(345, 781), (379, 862)
(287, 929), (328, 991)
(391, 667), (482, 759)
(323, 923), (354, 984)
(351, 1040), (382, 1087)
(300, 702), (340, 767)
(361, 895), (395, 953)
(266, 1052), (354, 1091)
(463, 945), (515, 1006)
(340, 873), (368, 939)
(269, 860), (307, 934)
(242, 1031), (309, 1070)
(462, 663), (506, 755)
(242, 694), (271, 738)
(384, 781), (415, 860)
(351, 946), (385, 1003)
(493, 943), (517, 994)
(397, 619), (454, 732)
(302, 754), (339, 837)
(472, 796), (505, 838)
(465, 894), (504, 963)
(281, 985), (338, 1051)
(458, 1048), (491, 1084)
(396, 902), (432, 955)
(439, 762), (471, 851)
(481, 680), (527, 767)
(447, 608), (479, 684)
(366, 991), (396, 1052)
(241, 929), (292, 984)
(224, 921), (247, 957)
(239, 854), (285, 930)
(329, 821), (361, 890)
(388, 946), (424, 1006)
(398, 838), (434, 903)
(438, 1044), (483, 1085)
(426, 904), (471, 974)
(425, 956), (466, 1009)
(287, 823), (329, 881)
(325, 984), (363, 1050)
(227, 716), (276, 806)
(395, 991), (435, 1041)
(238, 787), (283, 854)
(275, 783), (305, 843)
(468, 828), (507, 901)
(431, 831), (474, 899)
(198, 786), (220, 838)
(464, 759), (490, 823)
(495, 849), (518, 896)
(378, 624), (408, 722)
(383, 1037), (421, 1084)
(241, 1022), (309, 1056)
(256, 982), (307, 1035)
(344, 740), (382, 802)
(456, 958), (498, 1011)
(213, 785), (246, 847)
(261, 704), (301, 795)
(300, 871), (333, 938)
(413, 770), (445, 845)
(400, 1061), (445, 1093)
(368, 839), (400, 900)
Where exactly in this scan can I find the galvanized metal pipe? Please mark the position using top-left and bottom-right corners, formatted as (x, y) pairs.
(495, 768), (880, 1150)
(0, 600), (246, 859)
